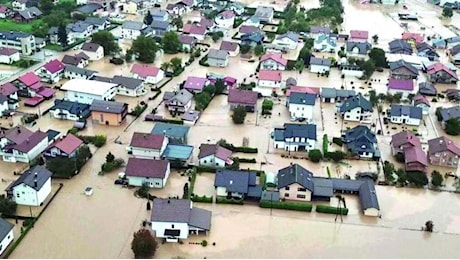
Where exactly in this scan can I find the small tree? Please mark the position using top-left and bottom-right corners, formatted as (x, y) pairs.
(294, 59), (305, 73)
(240, 44), (251, 54)
(431, 170), (443, 187)
(144, 10), (153, 25)
(161, 62), (171, 72)
(232, 106), (247, 124)
(424, 221), (434, 232)
(106, 152), (115, 163)
(445, 118), (460, 136)
(360, 59), (376, 79)
(368, 48), (387, 68)
(0, 197), (17, 215)
(254, 44), (265, 56)
(170, 57), (182, 73)
(131, 229), (158, 259)
(162, 31), (182, 54)
(262, 99), (273, 112)
(91, 31), (120, 55)
(407, 171), (428, 187)
(171, 17), (183, 29)
(308, 149), (323, 163)
(372, 34), (379, 44)
(383, 161), (395, 183)
(395, 169), (407, 186)
(182, 183), (189, 199)
(442, 7), (453, 18)
(57, 24), (68, 47)
(214, 78), (226, 94)
(369, 90), (378, 107)
(131, 35), (159, 63)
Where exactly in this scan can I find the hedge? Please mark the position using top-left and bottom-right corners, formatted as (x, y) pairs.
(219, 142), (258, 153)
(316, 204), (348, 215)
(4, 222), (34, 258)
(154, 118), (184, 125)
(332, 137), (343, 146)
(216, 197), (244, 205)
(195, 165), (217, 173)
(259, 200), (313, 212)
(233, 157), (256, 163)
(191, 195), (213, 203)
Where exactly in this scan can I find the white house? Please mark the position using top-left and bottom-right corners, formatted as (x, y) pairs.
(413, 94), (430, 115)
(125, 158), (170, 188)
(151, 198), (212, 242)
(0, 48), (20, 64)
(111, 75), (146, 97)
(214, 10), (235, 29)
(255, 70), (282, 97)
(260, 53), (287, 71)
(6, 165), (52, 206)
(287, 92), (316, 122)
(121, 21), (146, 40)
(0, 95), (8, 116)
(44, 134), (84, 158)
(64, 65), (97, 80)
(242, 15), (260, 27)
(310, 57), (331, 73)
(164, 89), (193, 114)
(273, 123), (317, 152)
(0, 83), (19, 110)
(272, 31), (299, 50)
(339, 94), (373, 123)
(0, 126), (48, 163)
(0, 218), (14, 255)
(60, 79), (118, 105)
(313, 33), (337, 53)
(389, 105), (423, 126)
(35, 59), (66, 84)
(80, 42), (104, 61)
(12, 0), (26, 11)
(130, 64), (165, 84)
(127, 132), (168, 159)
(198, 144), (233, 167)
(49, 99), (91, 121)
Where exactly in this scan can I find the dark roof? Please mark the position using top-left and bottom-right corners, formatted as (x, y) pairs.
(214, 169), (257, 194)
(62, 55), (84, 66)
(151, 199), (191, 223)
(343, 125), (378, 155)
(260, 190), (280, 201)
(18, 6), (42, 19)
(339, 94), (373, 113)
(451, 44), (460, 56)
(46, 129), (60, 142)
(282, 123), (317, 140)
(310, 57), (331, 66)
(0, 218), (13, 241)
(289, 92), (316, 105)
(312, 177), (334, 197)
(84, 16), (108, 26)
(129, 132), (165, 150)
(346, 41), (370, 55)
(440, 106), (460, 122)
(391, 131), (420, 150)
(389, 59), (419, 75)
(418, 82), (437, 95)
(50, 99), (91, 118)
(358, 179), (380, 210)
(416, 42), (434, 52)
(321, 87), (356, 99)
(74, 3), (102, 14)
(151, 122), (190, 139)
(7, 165), (52, 191)
(81, 42), (101, 52)
(89, 100), (127, 114)
(0, 94), (7, 104)
(220, 41), (239, 52)
(390, 104), (423, 119)
(277, 163), (314, 191)
(189, 207), (212, 230)
(65, 65), (96, 77)
(125, 158), (169, 178)
(112, 75), (143, 90)
(388, 39), (413, 54)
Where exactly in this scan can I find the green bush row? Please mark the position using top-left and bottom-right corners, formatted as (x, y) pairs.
(155, 118), (184, 125)
(62, 39), (86, 51)
(259, 200), (313, 212)
(191, 195), (213, 203)
(219, 142), (258, 153)
(195, 165), (217, 173)
(332, 137), (343, 146)
(78, 134), (107, 147)
(216, 197), (244, 205)
(233, 157), (256, 163)
(316, 204), (348, 215)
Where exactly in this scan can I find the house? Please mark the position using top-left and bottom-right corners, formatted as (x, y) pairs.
(12, 0), (26, 11)
(127, 132), (168, 159)
(402, 32), (424, 46)
(125, 158), (170, 188)
(81, 42), (104, 61)
(440, 106), (460, 125)
(428, 136), (460, 168)
(389, 60), (419, 79)
(388, 78), (416, 98)
(84, 16), (110, 32)
(0, 31), (36, 55)
(0, 83), (19, 110)
(256, 70), (282, 96)
(61, 79), (117, 104)
(5, 165), (51, 206)
(109, 75), (145, 97)
(239, 25), (259, 35)
(349, 30), (368, 43)
(320, 88), (355, 103)
(404, 145), (428, 173)
(313, 34), (337, 53)
(44, 134), (83, 158)
(164, 89), (193, 114)
(254, 5), (273, 23)
(450, 44), (460, 65)
(182, 24), (206, 40)
(214, 170), (262, 199)
(14, 7), (42, 22)
(412, 94), (430, 115)
(416, 42), (439, 61)
(179, 34), (197, 52)
(207, 49), (229, 67)
(0, 126), (48, 163)
(227, 89), (258, 112)
(0, 218), (14, 255)
(150, 198), (212, 242)
(309, 26), (331, 38)
(121, 21), (146, 39)
(35, 59), (65, 83)
(66, 21), (93, 39)
(199, 17), (215, 31)
(48, 26), (75, 46)
(0, 95), (8, 116)
(0, 48), (20, 64)
(342, 125), (380, 159)
(260, 53), (287, 71)
(309, 57), (331, 73)
(273, 123), (317, 152)
(426, 63), (458, 84)
(418, 82), (437, 96)
(61, 53), (89, 68)
(151, 8), (169, 22)
(277, 163), (314, 201)
(71, 3), (103, 16)
(389, 105), (423, 126)
(198, 144), (233, 167)
(181, 110), (200, 126)
(64, 65), (96, 80)
(388, 39), (413, 55)
(390, 131), (420, 156)
(13, 72), (44, 97)
(89, 99), (128, 126)
(240, 31), (264, 47)
(183, 76), (208, 94)
(219, 41), (239, 56)
(130, 64), (164, 85)
(151, 122), (190, 144)
(49, 99), (91, 121)
(287, 92), (316, 122)
(339, 94), (373, 123)
(242, 15), (260, 27)
(273, 31), (299, 50)
(214, 10), (234, 28)
(151, 20), (171, 36)
(346, 41), (370, 58)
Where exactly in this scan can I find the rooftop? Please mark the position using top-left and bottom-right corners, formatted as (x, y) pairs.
(61, 79), (117, 96)
(125, 158), (169, 178)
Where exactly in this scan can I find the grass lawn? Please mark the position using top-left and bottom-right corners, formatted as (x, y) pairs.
(0, 19), (42, 33)
(44, 44), (63, 51)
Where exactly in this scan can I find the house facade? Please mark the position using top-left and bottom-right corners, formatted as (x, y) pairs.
(273, 123), (317, 152)
(49, 99), (91, 121)
(310, 57), (331, 73)
(428, 136), (460, 168)
(207, 49), (229, 67)
(164, 89), (193, 114)
(198, 144), (232, 167)
(342, 125), (380, 159)
(260, 53), (287, 71)
(130, 64), (165, 84)
(214, 170), (262, 199)
(0, 126), (48, 163)
(272, 31), (299, 50)
(339, 94), (373, 123)
(427, 63), (458, 84)
(288, 92), (316, 122)
(255, 70), (282, 96)
(0, 48), (20, 64)
(389, 105), (423, 126)
(389, 60), (419, 79)
(0, 31), (36, 56)
(0, 218), (14, 255)
(127, 132), (168, 159)
(61, 79), (117, 105)
(81, 42), (104, 61)
(44, 134), (83, 158)
(6, 165), (52, 206)
(277, 164), (314, 202)
(35, 59), (65, 84)
(313, 34), (337, 53)
(89, 100), (128, 126)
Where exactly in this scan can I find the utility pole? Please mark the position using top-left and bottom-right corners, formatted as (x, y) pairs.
(335, 195), (343, 223)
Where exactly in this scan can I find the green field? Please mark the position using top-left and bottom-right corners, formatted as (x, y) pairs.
(0, 19), (42, 33)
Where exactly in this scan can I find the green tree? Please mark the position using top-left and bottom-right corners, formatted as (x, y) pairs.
(161, 62), (171, 72)
(106, 152), (115, 163)
(393, 92), (402, 103)
(232, 106), (247, 124)
(445, 118), (460, 136)
(372, 34), (379, 44)
(46, 157), (78, 178)
(43, 11), (69, 27)
(144, 10), (153, 25)
(40, 0), (54, 15)
(211, 33), (221, 42)
(162, 31), (182, 54)
(170, 57), (182, 73)
(125, 49), (134, 62)
(240, 44), (251, 54)
(171, 17), (183, 29)
(383, 161), (395, 183)
(368, 48), (387, 68)
(431, 170), (443, 187)
(0, 197), (17, 215)
(131, 35), (159, 63)
(407, 171), (428, 187)
(294, 59), (305, 72)
(203, 84), (216, 95)
(214, 78), (226, 94)
(194, 92), (212, 111)
(131, 229), (158, 259)
(369, 90), (378, 107)
(395, 169), (407, 186)
(262, 99), (273, 111)
(91, 31), (119, 55)
(254, 44), (265, 56)
(442, 7), (453, 18)
(360, 59), (375, 79)
(57, 24), (68, 46)
(308, 149), (323, 163)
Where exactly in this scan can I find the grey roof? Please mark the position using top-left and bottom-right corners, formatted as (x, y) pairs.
(339, 94), (373, 113)
(0, 218), (13, 241)
(74, 3), (102, 14)
(416, 42), (434, 52)
(122, 21), (144, 30)
(0, 31), (31, 41)
(390, 104), (423, 120)
(440, 106), (460, 122)
(65, 65), (96, 77)
(166, 89), (193, 105)
(151, 199), (191, 223)
(451, 44), (460, 56)
(260, 191), (280, 201)
(277, 163), (314, 191)
(343, 125), (378, 155)
(189, 207), (212, 230)
(310, 57), (331, 66)
(67, 21), (91, 33)
(207, 49), (229, 60)
(358, 179), (380, 210)
(112, 75), (143, 90)
(346, 41), (371, 55)
(151, 20), (170, 30)
(89, 100), (127, 113)
(321, 87), (355, 99)
(84, 16), (108, 26)
(418, 82), (437, 95)
(18, 6), (42, 19)
(282, 123), (317, 140)
(289, 92), (316, 106)
(389, 60), (419, 75)
(388, 39), (412, 54)
(276, 31), (299, 42)
(50, 99), (91, 118)
(214, 169), (257, 194)
(7, 165), (52, 191)
(48, 26), (58, 35)
(151, 8), (167, 17)
(312, 177), (334, 197)
(81, 42), (101, 52)
(310, 26), (331, 34)
(0, 94), (8, 104)
(286, 77), (297, 87)
(151, 122), (190, 139)
(254, 6), (274, 18)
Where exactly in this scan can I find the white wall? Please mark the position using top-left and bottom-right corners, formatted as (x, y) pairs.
(121, 28), (142, 40)
(216, 186), (227, 197)
(13, 177), (51, 206)
(260, 60), (286, 71)
(131, 147), (162, 159)
(64, 70), (93, 80)
(65, 88), (116, 105)
(364, 207), (379, 217)
(390, 115), (421, 126)
(279, 183), (312, 201)
(343, 107), (364, 122)
(215, 17), (234, 28)
(50, 109), (79, 121)
(288, 103), (314, 121)
(274, 138), (316, 152)
(0, 52), (20, 64)
(310, 64), (330, 73)
(199, 155), (226, 167)
(82, 47), (104, 61)
(127, 176), (165, 188)
(151, 221), (189, 239)
(258, 79), (281, 89)
(0, 100), (8, 115)
(272, 38), (297, 50)
(0, 229), (14, 255)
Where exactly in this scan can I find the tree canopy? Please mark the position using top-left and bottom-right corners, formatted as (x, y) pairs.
(232, 106), (247, 124)
(442, 7), (453, 18)
(131, 229), (158, 259)
(131, 35), (159, 63)
(368, 48), (387, 68)
(144, 11), (153, 25)
(431, 170), (443, 187)
(91, 31), (120, 55)
(58, 24), (68, 46)
(445, 118), (460, 136)
(162, 31), (182, 54)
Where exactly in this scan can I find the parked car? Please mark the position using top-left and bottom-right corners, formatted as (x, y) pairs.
(110, 57), (124, 65)
(114, 179), (128, 185)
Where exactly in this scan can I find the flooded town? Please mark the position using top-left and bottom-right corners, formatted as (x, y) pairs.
(0, 0), (458, 258)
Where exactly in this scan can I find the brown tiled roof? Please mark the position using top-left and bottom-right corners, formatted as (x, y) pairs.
(129, 132), (165, 150)
(428, 136), (460, 156)
(228, 89), (257, 105)
(125, 158), (169, 178)
(198, 144), (232, 160)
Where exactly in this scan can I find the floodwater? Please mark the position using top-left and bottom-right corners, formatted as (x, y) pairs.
(5, 0), (460, 258)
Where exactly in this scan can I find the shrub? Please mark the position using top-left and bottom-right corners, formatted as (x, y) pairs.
(232, 106), (247, 124)
(195, 165), (217, 173)
(191, 195), (213, 203)
(68, 127), (79, 135)
(324, 151), (346, 162)
(233, 157), (256, 163)
(131, 229), (158, 258)
(0, 197), (17, 215)
(137, 183), (149, 198)
(332, 137), (343, 146)
(216, 197), (244, 205)
(316, 204), (349, 215)
(130, 104), (148, 117)
(201, 240), (208, 247)
(308, 149), (323, 163)
(323, 134), (329, 153)
(407, 171), (428, 187)
(217, 139), (258, 153)
(395, 152), (405, 163)
(23, 219), (34, 227)
(431, 170), (443, 187)
(101, 158), (125, 173)
(259, 200), (313, 212)
(79, 134), (107, 147)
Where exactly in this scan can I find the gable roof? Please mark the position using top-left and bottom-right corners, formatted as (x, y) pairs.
(260, 53), (287, 66)
(207, 49), (229, 60)
(64, 65), (96, 77)
(404, 145), (428, 166)
(276, 31), (299, 42)
(165, 89), (193, 105)
(48, 134), (83, 155)
(277, 163), (314, 191)
(310, 26), (331, 34)
(151, 122), (190, 139)
(214, 169), (257, 194)
(254, 5), (274, 18)
(130, 132), (165, 150)
(388, 78), (414, 91)
(0, 47), (18, 56)
(112, 75), (143, 90)
(81, 42), (102, 52)
(198, 144), (232, 160)
(122, 20), (144, 30)
(440, 106), (460, 122)
(418, 82), (437, 95)
(0, 218), (13, 241)
(183, 24), (206, 35)
(389, 59), (419, 75)
(50, 99), (91, 118)
(343, 125), (378, 155)
(390, 104), (423, 119)
(7, 165), (51, 191)
(130, 64), (161, 77)
(89, 100), (127, 114)
(391, 131), (420, 150)
(416, 42), (434, 52)
(350, 30), (369, 40)
(321, 87), (355, 98)
(346, 41), (370, 54)
(18, 6), (42, 19)
(219, 41), (239, 52)
(10, 130), (47, 153)
(389, 39), (413, 53)
(258, 70), (281, 81)
(339, 94), (373, 113)
(426, 62), (458, 80)
(402, 32), (424, 43)
(62, 55), (84, 66)
(151, 199), (211, 230)
(184, 76), (208, 91)
(125, 158), (169, 178)
(451, 44), (460, 56)
(280, 123), (317, 140)
(413, 94), (430, 106)
(179, 34), (197, 45)
(18, 71), (40, 87)
(43, 59), (65, 74)
(289, 92), (316, 106)
(74, 3), (102, 14)
(228, 89), (258, 105)
(428, 136), (460, 156)
(239, 25), (259, 34)
(0, 82), (18, 96)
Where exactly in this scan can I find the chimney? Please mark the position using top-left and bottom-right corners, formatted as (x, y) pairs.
(34, 179), (37, 188)
(16, 127), (20, 133)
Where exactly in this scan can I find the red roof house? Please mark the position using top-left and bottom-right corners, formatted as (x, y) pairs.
(258, 70), (282, 82)
(404, 146), (428, 173)
(260, 53), (287, 70)
(45, 134), (84, 158)
(426, 62), (458, 84)
(125, 158), (170, 187)
(198, 144), (233, 167)
(402, 32), (424, 44)
(428, 136), (460, 167)
(128, 132), (167, 158)
(350, 30), (369, 42)
(228, 89), (258, 112)
(390, 131), (421, 156)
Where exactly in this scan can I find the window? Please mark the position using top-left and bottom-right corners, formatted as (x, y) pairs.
(285, 193), (289, 197)
(346, 115), (350, 118)
(285, 186), (290, 191)
(172, 225), (175, 228)
(297, 187), (306, 192)
(297, 194), (306, 199)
